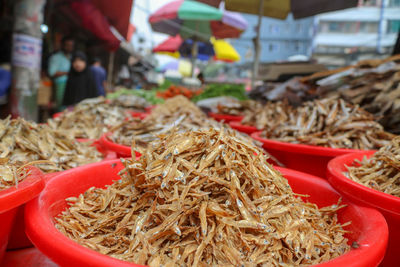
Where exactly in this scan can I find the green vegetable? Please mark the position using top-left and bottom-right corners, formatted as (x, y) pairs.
(192, 84), (248, 102)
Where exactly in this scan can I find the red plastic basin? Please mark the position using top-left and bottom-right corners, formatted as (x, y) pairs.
(98, 134), (141, 158)
(327, 151), (399, 266)
(208, 112), (243, 123)
(25, 161), (387, 267)
(2, 247), (57, 267)
(251, 131), (367, 178)
(0, 167), (44, 261)
(229, 121), (258, 135)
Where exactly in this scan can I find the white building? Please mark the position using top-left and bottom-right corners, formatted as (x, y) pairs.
(313, 0), (400, 67)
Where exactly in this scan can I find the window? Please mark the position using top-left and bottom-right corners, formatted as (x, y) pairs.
(388, 20), (400, 33)
(329, 22), (340, 32)
(294, 41), (301, 52)
(269, 24), (280, 34)
(389, 0), (400, 7)
(362, 0), (377, 6)
(325, 21), (358, 33)
(360, 22), (379, 33)
(296, 23), (302, 33)
(268, 43), (280, 52)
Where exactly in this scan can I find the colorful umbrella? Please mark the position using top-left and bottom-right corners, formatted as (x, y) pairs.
(149, 0), (247, 41)
(153, 35), (240, 62)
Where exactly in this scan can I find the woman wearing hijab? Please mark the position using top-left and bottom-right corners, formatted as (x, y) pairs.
(63, 51), (98, 106)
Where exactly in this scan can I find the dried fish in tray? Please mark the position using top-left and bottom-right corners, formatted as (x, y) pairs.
(256, 98), (395, 150)
(0, 117), (103, 173)
(56, 128), (350, 266)
(48, 97), (131, 139)
(346, 136), (400, 197)
(111, 94), (149, 110)
(0, 158), (41, 190)
(242, 100), (294, 131)
(109, 96), (219, 149)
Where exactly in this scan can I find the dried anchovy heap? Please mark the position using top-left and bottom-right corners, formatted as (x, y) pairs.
(0, 159), (33, 190)
(109, 96), (218, 148)
(258, 98), (395, 150)
(216, 100), (262, 116)
(57, 128), (350, 266)
(48, 97), (130, 139)
(346, 136), (400, 197)
(111, 94), (149, 110)
(0, 117), (102, 173)
(242, 100), (294, 130)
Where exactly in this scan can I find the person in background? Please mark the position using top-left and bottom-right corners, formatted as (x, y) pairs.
(63, 51), (98, 106)
(90, 57), (107, 96)
(48, 36), (74, 110)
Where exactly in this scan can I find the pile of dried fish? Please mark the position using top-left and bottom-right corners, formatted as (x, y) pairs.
(216, 100), (262, 116)
(255, 98), (395, 150)
(242, 100), (294, 130)
(109, 96), (219, 148)
(0, 117), (103, 173)
(110, 94), (149, 110)
(48, 97), (130, 139)
(57, 128), (350, 266)
(0, 159), (36, 190)
(258, 55), (400, 134)
(346, 136), (400, 197)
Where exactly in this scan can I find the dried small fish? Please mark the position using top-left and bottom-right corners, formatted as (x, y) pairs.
(48, 97), (132, 139)
(346, 136), (400, 197)
(57, 128), (350, 266)
(0, 158), (45, 190)
(109, 96), (219, 149)
(0, 117), (103, 173)
(250, 98), (395, 150)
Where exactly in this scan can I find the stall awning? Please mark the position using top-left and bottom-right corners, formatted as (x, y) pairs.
(90, 0), (134, 41)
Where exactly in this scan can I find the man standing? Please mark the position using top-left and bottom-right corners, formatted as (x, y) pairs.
(48, 36), (74, 110)
(90, 57), (107, 96)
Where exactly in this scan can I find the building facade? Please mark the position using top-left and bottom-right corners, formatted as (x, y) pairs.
(231, 14), (315, 64)
(313, 0), (400, 67)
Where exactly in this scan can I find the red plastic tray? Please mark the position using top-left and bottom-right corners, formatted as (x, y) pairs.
(98, 134), (141, 158)
(0, 167), (44, 262)
(229, 121), (258, 135)
(208, 112), (243, 123)
(25, 161), (387, 267)
(251, 131), (367, 178)
(327, 151), (399, 266)
(2, 247), (57, 267)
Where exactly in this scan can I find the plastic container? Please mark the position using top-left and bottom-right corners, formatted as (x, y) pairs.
(25, 161), (387, 267)
(229, 121), (258, 135)
(251, 131), (366, 178)
(208, 112), (243, 123)
(2, 247), (57, 267)
(0, 166), (44, 261)
(327, 151), (399, 266)
(98, 134), (141, 158)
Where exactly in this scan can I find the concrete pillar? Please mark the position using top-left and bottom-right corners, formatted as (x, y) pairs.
(10, 0), (46, 121)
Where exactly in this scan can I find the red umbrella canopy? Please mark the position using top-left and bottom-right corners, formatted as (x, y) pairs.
(153, 35), (183, 53)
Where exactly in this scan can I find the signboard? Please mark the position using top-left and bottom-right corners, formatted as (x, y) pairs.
(12, 34), (42, 69)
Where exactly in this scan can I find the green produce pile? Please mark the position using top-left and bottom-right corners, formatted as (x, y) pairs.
(192, 83), (248, 102)
(107, 88), (164, 105)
